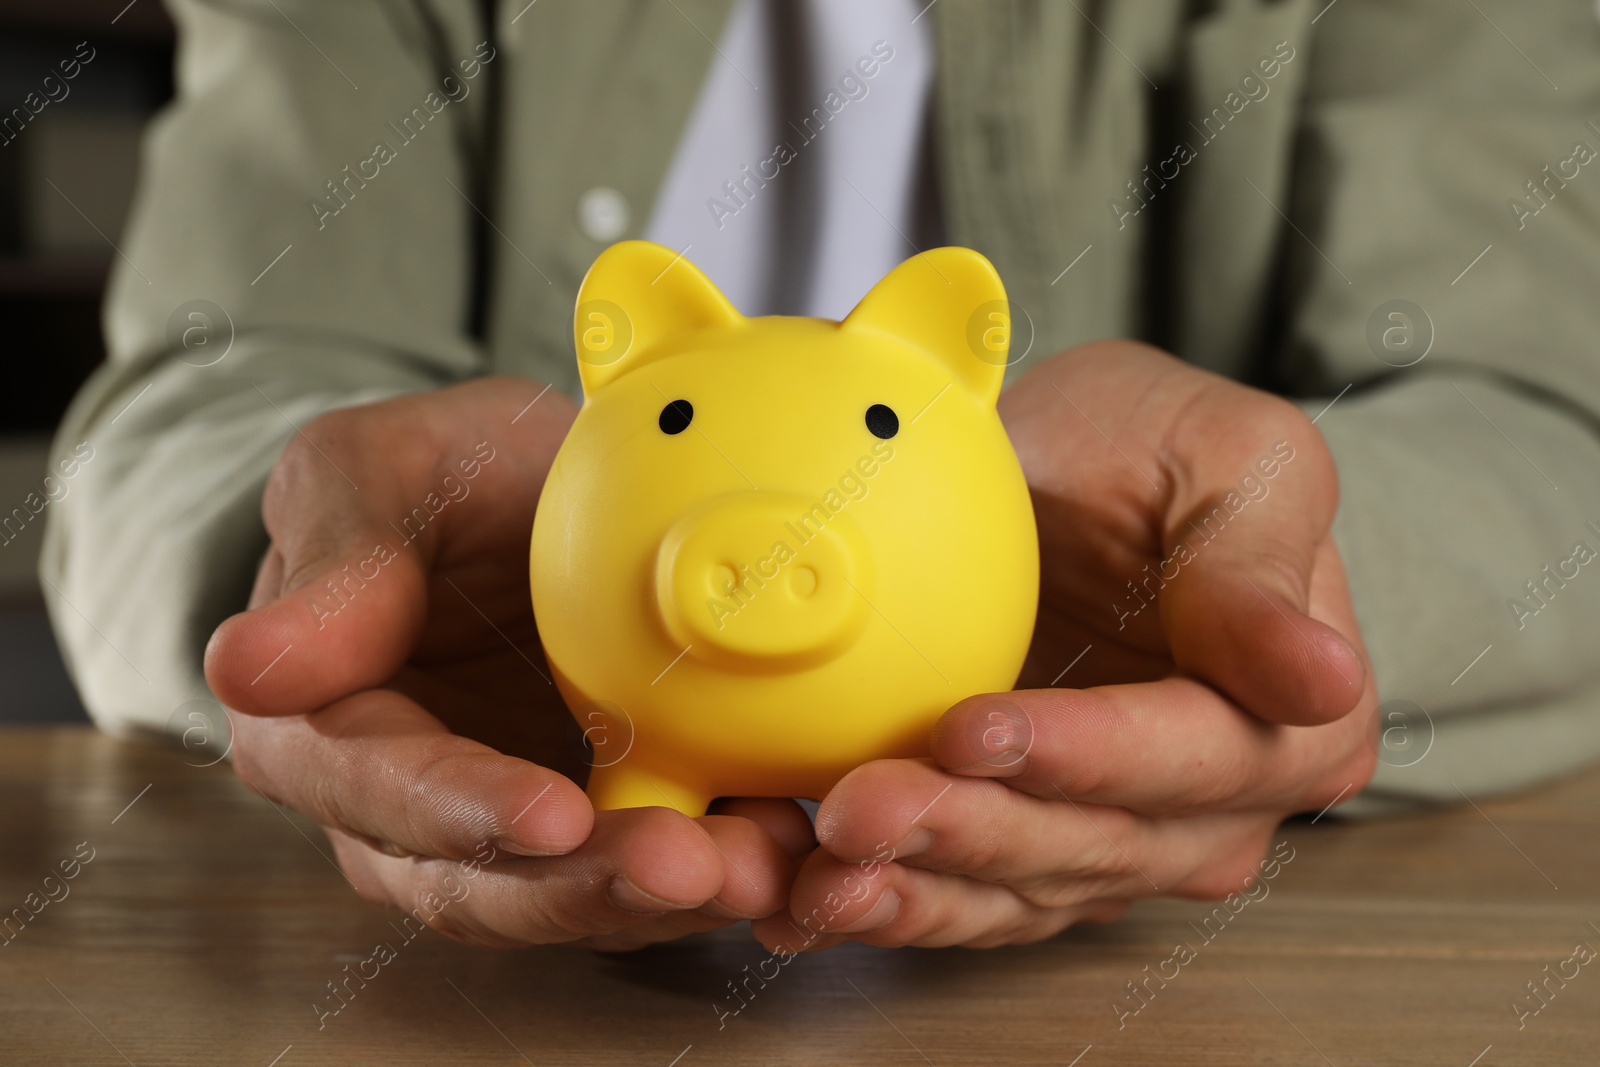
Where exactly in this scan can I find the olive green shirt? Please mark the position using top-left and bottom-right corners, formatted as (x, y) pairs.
(42, 0), (1600, 815)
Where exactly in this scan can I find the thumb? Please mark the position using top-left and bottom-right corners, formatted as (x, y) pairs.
(1158, 417), (1366, 726)
(205, 377), (575, 716)
(205, 423), (431, 716)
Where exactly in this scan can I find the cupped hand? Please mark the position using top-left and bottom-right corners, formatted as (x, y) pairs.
(753, 341), (1378, 951)
(205, 377), (811, 950)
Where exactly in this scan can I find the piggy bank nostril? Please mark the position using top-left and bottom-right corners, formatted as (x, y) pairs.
(712, 563), (738, 594)
(791, 565), (818, 598)
(865, 404), (899, 439)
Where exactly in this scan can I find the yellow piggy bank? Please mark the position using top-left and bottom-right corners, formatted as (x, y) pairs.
(530, 240), (1038, 816)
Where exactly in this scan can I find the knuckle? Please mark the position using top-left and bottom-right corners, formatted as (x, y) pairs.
(1081, 836), (1135, 883)
(1064, 838), (1142, 901)
(942, 818), (1010, 879)
(1252, 544), (1315, 597)
(262, 407), (372, 522)
(274, 532), (353, 594)
(1007, 811), (1144, 910)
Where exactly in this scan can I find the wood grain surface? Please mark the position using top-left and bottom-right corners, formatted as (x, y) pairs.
(2, 726), (1597, 1065)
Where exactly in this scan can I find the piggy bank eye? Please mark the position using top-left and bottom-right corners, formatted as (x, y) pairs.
(865, 403), (899, 439)
(658, 399), (694, 435)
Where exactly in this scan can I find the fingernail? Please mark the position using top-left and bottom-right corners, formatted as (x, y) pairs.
(834, 888), (900, 933)
(607, 874), (681, 914)
(893, 827), (933, 859)
(697, 897), (750, 921)
(492, 837), (569, 858)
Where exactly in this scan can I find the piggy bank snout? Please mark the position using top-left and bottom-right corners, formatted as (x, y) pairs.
(655, 492), (873, 669)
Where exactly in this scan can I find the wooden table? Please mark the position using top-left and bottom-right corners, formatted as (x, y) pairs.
(2, 726), (1597, 1065)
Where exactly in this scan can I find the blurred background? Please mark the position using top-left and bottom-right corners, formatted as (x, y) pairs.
(0, 0), (173, 723)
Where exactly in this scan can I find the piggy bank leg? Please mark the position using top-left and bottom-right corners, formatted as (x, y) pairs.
(586, 764), (710, 817)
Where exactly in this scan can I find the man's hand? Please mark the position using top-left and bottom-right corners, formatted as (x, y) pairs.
(752, 342), (1378, 951)
(206, 377), (811, 950)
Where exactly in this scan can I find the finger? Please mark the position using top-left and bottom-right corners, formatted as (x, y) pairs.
(752, 849), (1085, 951)
(205, 377), (576, 716)
(579, 812), (801, 951)
(333, 805), (791, 948)
(692, 812), (802, 919)
(813, 759), (1269, 903)
(709, 797), (817, 861)
(230, 689), (593, 860)
(1158, 392), (1364, 724)
(930, 680), (1373, 817)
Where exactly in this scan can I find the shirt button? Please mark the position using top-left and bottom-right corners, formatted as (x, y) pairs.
(578, 187), (630, 241)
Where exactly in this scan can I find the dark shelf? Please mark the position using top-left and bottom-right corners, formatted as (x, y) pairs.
(0, 0), (174, 41)
(0, 260), (110, 432)
(0, 256), (111, 298)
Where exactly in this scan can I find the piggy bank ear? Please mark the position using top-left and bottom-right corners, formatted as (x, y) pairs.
(842, 248), (1009, 406)
(573, 240), (742, 398)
